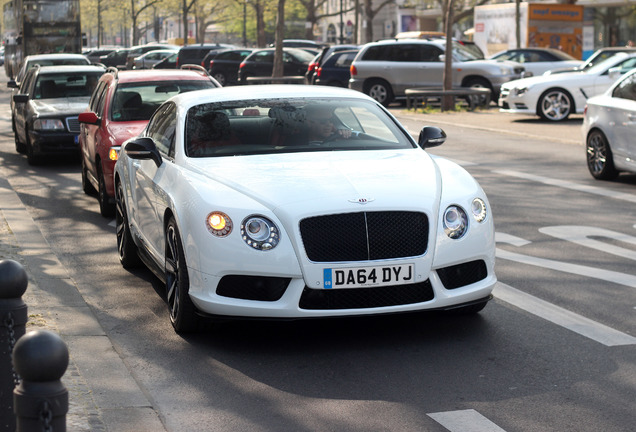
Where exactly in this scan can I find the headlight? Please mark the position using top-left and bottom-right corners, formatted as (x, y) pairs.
(443, 205), (468, 239)
(108, 146), (121, 161)
(206, 212), (232, 237)
(241, 215), (280, 251)
(513, 87), (528, 96)
(471, 198), (487, 223)
(33, 119), (64, 131)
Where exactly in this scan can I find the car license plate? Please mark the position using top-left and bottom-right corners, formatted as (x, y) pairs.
(323, 264), (414, 289)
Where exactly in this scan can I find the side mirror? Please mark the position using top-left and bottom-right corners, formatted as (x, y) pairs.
(78, 111), (100, 125)
(13, 94), (29, 104)
(418, 126), (446, 148)
(7, 80), (18, 89)
(123, 137), (162, 167)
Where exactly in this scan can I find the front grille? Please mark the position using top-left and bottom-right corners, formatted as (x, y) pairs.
(436, 260), (487, 290)
(300, 211), (428, 262)
(216, 275), (291, 301)
(66, 116), (80, 133)
(299, 280), (434, 310)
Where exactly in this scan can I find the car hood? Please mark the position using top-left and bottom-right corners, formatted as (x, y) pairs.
(108, 121), (148, 146)
(187, 149), (441, 215)
(31, 97), (90, 115)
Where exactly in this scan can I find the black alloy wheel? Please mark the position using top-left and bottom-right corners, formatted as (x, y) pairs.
(165, 217), (199, 332)
(98, 166), (115, 217)
(586, 129), (618, 180)
(115, 181), (141, 268)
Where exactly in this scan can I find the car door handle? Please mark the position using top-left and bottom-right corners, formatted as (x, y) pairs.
(132, 161), (140, 168)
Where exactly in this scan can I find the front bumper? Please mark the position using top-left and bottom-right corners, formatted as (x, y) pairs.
(28, 130), (80, 156)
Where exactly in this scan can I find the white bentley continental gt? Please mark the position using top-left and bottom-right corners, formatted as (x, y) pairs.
(499, 52), (636, 121)
(114, 86), (496, 332)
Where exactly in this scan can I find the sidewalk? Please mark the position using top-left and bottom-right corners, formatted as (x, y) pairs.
(0, 176), (166, 431)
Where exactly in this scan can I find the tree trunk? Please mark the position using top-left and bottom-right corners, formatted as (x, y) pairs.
(442, 0), (455, 111)
(272, 0), (285, 77)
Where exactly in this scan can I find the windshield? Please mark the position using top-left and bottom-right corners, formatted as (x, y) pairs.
(586, 55), (636, 75)
(185, 98), (415, 158)
(111, 80), (215, 121)
(34, 71), (102, 99)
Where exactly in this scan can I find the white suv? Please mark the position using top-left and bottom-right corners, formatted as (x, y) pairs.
(349, 39), (525, 105)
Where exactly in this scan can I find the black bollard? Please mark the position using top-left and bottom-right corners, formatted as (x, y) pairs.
(0, 259), (28, 432)
(13, 330), (69, 432)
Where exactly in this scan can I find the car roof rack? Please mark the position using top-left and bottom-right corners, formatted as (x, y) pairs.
(180, 64), (209, 76)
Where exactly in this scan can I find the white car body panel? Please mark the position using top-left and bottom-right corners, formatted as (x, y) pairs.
(583, 70), (636, 174)
(116, 86), (496, 319)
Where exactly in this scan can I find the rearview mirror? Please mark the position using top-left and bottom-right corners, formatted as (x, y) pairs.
(123, 137), (162, 167)
(13, 94), (29, 104)
(418, 126), (446, 148)
(7, 80), (18, 89)
(608, 67), (622, 81)
(78, 112), (100, 125)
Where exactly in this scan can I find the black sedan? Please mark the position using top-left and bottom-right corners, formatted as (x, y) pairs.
(207, 48), (254, 86)
(313, 49), (359, 88)
(237, 48), (315, 84)
(12, 65), (105, 164)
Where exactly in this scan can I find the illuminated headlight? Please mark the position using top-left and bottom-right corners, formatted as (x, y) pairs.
(206, 212), (232, 237)
(443, 205), (468, 239)
(241, 215), (280, 251)
(108, 146), (121, 161)
(513, 87), (528, 96)
(33, 118), (64, 131)
(471, 198), (487, 223)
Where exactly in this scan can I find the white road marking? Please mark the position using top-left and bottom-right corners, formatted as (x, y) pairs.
(539, 225), (636, 261)
(494, 282), (636, 346)
(428, 409), (507, 432)
(495, 169), (636, 204)
(496, 232), (636, 288)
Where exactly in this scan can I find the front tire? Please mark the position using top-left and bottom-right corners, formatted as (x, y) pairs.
(165, 217), (199, 333)
(212, 72), (226, 86)
(81, 157), (97, 195)
(365, 79), (393, 106)
(537, 88), (574, 121)
(586, 129), (618, 180)
(25, 136), (41, 165)
(115, 181), (141, 268)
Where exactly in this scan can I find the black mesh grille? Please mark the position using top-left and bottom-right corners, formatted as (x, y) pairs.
(299, 280), (434, 310)
(216, 275), (291, 301)
(436, 260), (487, 290)
(300, 211), (428, 262)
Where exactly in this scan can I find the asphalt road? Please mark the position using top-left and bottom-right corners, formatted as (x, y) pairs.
(0, 76), (634, 432)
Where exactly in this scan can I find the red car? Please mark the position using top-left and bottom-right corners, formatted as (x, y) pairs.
(79, 67), (220, 217)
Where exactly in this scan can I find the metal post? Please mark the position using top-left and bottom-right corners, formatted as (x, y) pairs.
(13, 330), (69, 432)
(0, 259), (28, 432)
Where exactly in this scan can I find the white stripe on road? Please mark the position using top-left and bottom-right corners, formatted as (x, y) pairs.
(428, 409), (507, 432)
(495, 169), (636, 204)
(493, 282), (636, 346)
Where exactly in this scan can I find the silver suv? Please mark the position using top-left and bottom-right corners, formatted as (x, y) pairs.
(349, 39), (525, 105)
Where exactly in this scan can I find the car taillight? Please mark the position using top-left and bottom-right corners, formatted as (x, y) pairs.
(176, 56), (180, 67)
(350, 65), (357, 76)
(316, 67), (322, 77)
(308, 62), (317, 72)
(583, 105), (587, 116)
(239, 62), (246, 69)
(209, 60), (215, 68)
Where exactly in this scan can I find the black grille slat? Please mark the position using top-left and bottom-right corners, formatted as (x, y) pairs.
(66, 117), (80, 133)
(299, 280), (434, 310)
(300, 211), (428, 262)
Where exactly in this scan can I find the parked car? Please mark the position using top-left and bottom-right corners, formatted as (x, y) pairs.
(207, 48), (254, 86)
(12, 65), (106, 164)
(113, 85), (496, 332)
(84, 47), (118, 64)
(125, 44), (179, 69)
(305, 44), (359, 84)
(152, 53), (177, 69)
(133, 49), (178, 69)
(313, 49), (359, 87)
(237, 48), (315, 84)
(176, 43), (234, 68)
(7, 53), (92, 133)
(583, 68), (636, 180)
(348, 39), (524, 106)
(499, 52), (636, 121)
(98, 48), (130, 68)
(79, 67), (220, 217)
(545, 47), (636, 75)
(489, 48), (583, 76)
